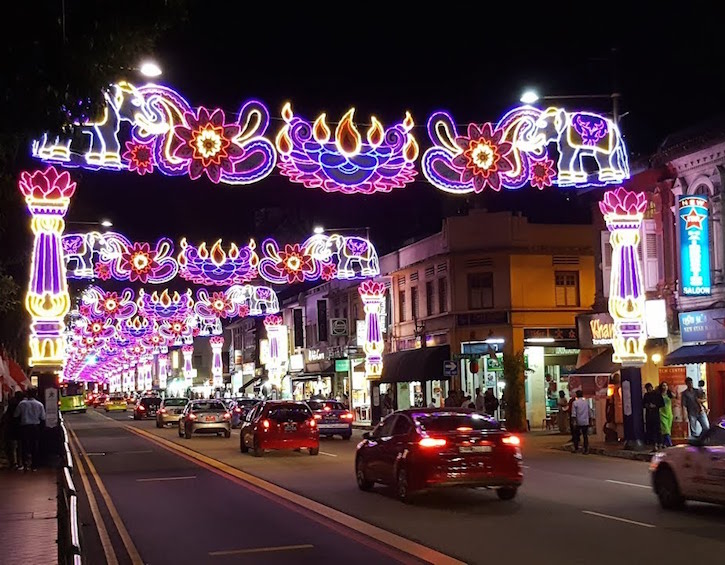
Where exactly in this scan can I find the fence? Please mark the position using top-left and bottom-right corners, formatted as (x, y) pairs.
(57, 413), (82, 565)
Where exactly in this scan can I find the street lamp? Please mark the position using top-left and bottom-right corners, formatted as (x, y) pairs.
(313, 226), (325, 235)
(519, 89), (621, 124)
(139, 60), (162, 78)
(520, 89), (539, 105)
(67, 219), (113, 230)
(100, 219), (113, 228)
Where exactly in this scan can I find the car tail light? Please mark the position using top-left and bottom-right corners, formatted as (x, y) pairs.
(341, 412), (353, 420)
(502, 435), (521, 446)
(262, 419), (270, 429)
(419, 437), (447, 448)
(223, 412), (231, 420)
(234, 407), (242, 414)
(308, 418), (316, 428)
(187, 413), (197, 420)
(323, 405), (331, 411)
(313, 414), (322, 420)
(456, 426), (473, 432)
(138, 405), (146, 411)
(159, 408), (166, 414)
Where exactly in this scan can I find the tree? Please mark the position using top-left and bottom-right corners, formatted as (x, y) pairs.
(502, 350), (528, 432)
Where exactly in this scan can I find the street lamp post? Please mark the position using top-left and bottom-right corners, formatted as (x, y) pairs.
(520, 90), (621, 125)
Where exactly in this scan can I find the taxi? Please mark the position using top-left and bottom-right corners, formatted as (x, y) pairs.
(650, 417), (725, 509)
(104, 394), (128, 412)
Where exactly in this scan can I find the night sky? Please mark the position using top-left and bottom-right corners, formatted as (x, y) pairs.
(61, 5), (725, 255)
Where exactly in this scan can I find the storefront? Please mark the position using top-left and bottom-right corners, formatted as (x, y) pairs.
(381, 345), (451, 410)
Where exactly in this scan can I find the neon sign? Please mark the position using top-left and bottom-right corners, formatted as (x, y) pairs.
(422, 106), (629, 193)
(32, 82), (276, 186)
(275, 104), (419, 194)
(358, 280), (386, 379)
(600, 188), (647, 366)
(678, 195), (711, 296)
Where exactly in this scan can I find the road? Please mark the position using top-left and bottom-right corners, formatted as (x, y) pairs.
(66, 408), (725, 565)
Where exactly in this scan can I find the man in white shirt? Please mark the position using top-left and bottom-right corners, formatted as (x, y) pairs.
(14, 389), (46, 471)
(571, 390), (591, 454)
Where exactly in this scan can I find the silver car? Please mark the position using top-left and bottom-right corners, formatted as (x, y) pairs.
(156, 398), (189, 428)
(178, 399), (232, 439)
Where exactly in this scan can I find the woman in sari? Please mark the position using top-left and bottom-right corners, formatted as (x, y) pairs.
(659, 381), (677, 448)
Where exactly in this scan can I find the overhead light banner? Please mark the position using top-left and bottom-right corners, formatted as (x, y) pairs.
(678, 195), (711, 296)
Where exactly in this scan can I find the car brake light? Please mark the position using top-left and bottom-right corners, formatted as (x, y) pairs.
(419, 437), (447, 448)
(341, 412), (353, 420)
(308, 418), (316, 428)
(138, 405), (146, 411)
(234, 407), (241, 413)
(187, 413), (197, 420)
(313, 414), (322, 420)
(323, 405), (331, 411)
(159, 408), (166, 414)
(223, 412), (231, 420)
(502, 435), (521, 446)
(456, 426), (472, 432)
(262, 419), (270, 429)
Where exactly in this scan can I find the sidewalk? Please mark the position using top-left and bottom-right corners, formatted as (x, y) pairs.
(525, 430), (654, 462)
(0, 467), (58, 565)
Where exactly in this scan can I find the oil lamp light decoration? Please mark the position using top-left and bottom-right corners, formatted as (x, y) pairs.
(177, 238), (258, 286)
(209, 335), (225, 389)
(275, 104), (419, 194)
(19, 166), (77, 367)
(358, 280), (386, 379)
(599, 187), (648, 365)
(137, 289), (194, 321)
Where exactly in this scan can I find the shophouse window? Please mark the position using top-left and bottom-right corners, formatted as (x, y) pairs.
(467, 273), (493, 309)
(317, 300), (328, 342)
(425, 281), (434, 316)
(438, 278), (447, 313)
(555, 271), (579, 306)
(399, 290), (406, 322)
(411, 286), (419, 320)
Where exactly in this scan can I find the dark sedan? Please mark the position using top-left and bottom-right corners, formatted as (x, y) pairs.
(355, 408), (523, 503)
(307, 400), (353, 440)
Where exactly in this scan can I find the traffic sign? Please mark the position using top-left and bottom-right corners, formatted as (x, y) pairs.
(443, 360), (458, 377)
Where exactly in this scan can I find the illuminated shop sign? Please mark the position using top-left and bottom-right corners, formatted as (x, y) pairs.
(679, 308), (725, 343)
(679, 195), (711, 296)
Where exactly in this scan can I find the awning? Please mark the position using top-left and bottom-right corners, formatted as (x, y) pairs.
(665, 343), (725, 365)
(381, 345), (451, 383)
(570, 350), (620, 376)
(290, 372), (335, 381)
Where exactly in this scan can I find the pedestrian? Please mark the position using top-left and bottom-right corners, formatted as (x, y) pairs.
(14, 388), (46, 471)
(556, 390), (570, 434)
(382, 392), (394, 416)
(659, 381), (676, 448)
(696, 380), (709, 416)
(571, 390), (590, 454)
(460, 393), (473, 408)
(474, 387), (485, 412)
(483, 389), (499, 417)
(681, 377), (709, 438)
(428, 400), (437, 408)
(2, 391), (24, 469)
(642, 383), (663, 447)
(567, 393), (577, 445)
(443, 390), (457, 408)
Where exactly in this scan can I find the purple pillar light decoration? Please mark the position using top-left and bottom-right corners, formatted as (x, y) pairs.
(599, 187), (648, 365)
(158, 353), (169, 390)
(358, 281), (386, 379)
(19, 166), (77, 367)
(263, 314), (286, 380)
(182, 344), (194, 388)
(210, 335), (224, 389)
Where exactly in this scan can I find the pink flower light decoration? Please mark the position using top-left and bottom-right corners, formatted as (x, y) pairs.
(263, 314), (283, 326)
(358, 280), (386, 297)
(599, 187), (647, 217)
(18, 166), (77, 200)
(123, 140), (155, 175)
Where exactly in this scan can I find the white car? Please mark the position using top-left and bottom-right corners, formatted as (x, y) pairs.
(650, 418), (725, 509)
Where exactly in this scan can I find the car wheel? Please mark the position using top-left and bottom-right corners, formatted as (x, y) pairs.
(178, 425), (183, 438)
(133, 415), (140, 421)
(240, 435), (249, 453)
(156, 420), (162, 428)
(184, 426), (192, 440)
(396, 468), (414, 503)
(656, 467), (685, 510)
(342, 434), (352, 441)
(356, 459), (373, 491)
(253, 437), (264, 457)
(293, 448), (301, 452)
(497, 487), (518, 501)
(224, 430), (231, 438)
(309, 446), (319, 456)
(81, 409), (87, 414)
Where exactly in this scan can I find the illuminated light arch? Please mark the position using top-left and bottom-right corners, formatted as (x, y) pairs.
(32, 82), (277, 186)
(275, 103), (419, 194)
(178, 238), (258, 286)
(422, 106), (629, 193)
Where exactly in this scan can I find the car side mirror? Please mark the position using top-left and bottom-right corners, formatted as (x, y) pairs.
(362, 432), (371, 440)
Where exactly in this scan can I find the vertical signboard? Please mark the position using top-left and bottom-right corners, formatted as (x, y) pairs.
(679, 195), (711, 296)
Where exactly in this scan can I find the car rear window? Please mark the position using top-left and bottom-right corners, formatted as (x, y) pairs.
(163, 398), (188, 407)
(308, 401), (345, 411)
(413, 412), (501, 432)
(236, 399), (258, 407)
(191, 402), (226, 412)
(267, 405), (311, 422)
(110, 396), (124, 401)
(140, 398), (161, 407)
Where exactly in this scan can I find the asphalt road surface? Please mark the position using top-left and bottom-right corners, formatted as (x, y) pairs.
(66, 409), (725, 565)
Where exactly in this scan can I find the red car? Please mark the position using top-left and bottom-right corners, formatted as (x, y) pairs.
(240, 400), (319, 456)
(355, 408), (523, 503)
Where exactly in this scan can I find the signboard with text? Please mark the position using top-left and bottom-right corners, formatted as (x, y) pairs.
(679, 308), (725, 343)
(679, 195), (711, 296)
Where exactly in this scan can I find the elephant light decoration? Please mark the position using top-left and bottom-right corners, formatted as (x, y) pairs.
(358, 280), (386, 379)
(599, 188), (647, 365)
(19, 167), (76, 367)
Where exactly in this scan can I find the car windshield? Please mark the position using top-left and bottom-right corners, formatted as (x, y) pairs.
(413, 412), (501, 432)
(191, 401), (226, 412)
(140, 398), (161, 407)
(163, 398), (188, 407)
(308, 401), (345, 411)
(267, 405), (310, 422)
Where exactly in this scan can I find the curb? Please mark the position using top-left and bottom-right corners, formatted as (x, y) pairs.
(551, 445), (653, 462)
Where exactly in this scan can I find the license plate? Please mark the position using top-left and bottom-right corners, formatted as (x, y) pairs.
(205, 416), (216, 422)
(284, 423), (297, 432)
(459, 445), (492, 453)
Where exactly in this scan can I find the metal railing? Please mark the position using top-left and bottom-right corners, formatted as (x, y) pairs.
(58, 414), (82, 565)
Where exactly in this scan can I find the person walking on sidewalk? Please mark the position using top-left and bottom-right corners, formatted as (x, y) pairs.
(643, 383), (663, 447)
(556, 390), (570, 434)
(659, 382), (676, 448)
(2, 391), (24, 469)
(14, 388), (46, 471)
(571, 390), (590, 454)
(682, 377), (709, 438)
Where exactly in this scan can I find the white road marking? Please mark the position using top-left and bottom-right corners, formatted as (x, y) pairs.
(87, 452), (106, 456)
(136, 475), (197, 482)
(605, 479), (649, 489)
(122, 450), (153, 454)
(582, 510), (655, 528)
(521, 465), (531, 469)
(209, 544), (314, 556)
(319, 451), (338, 457)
